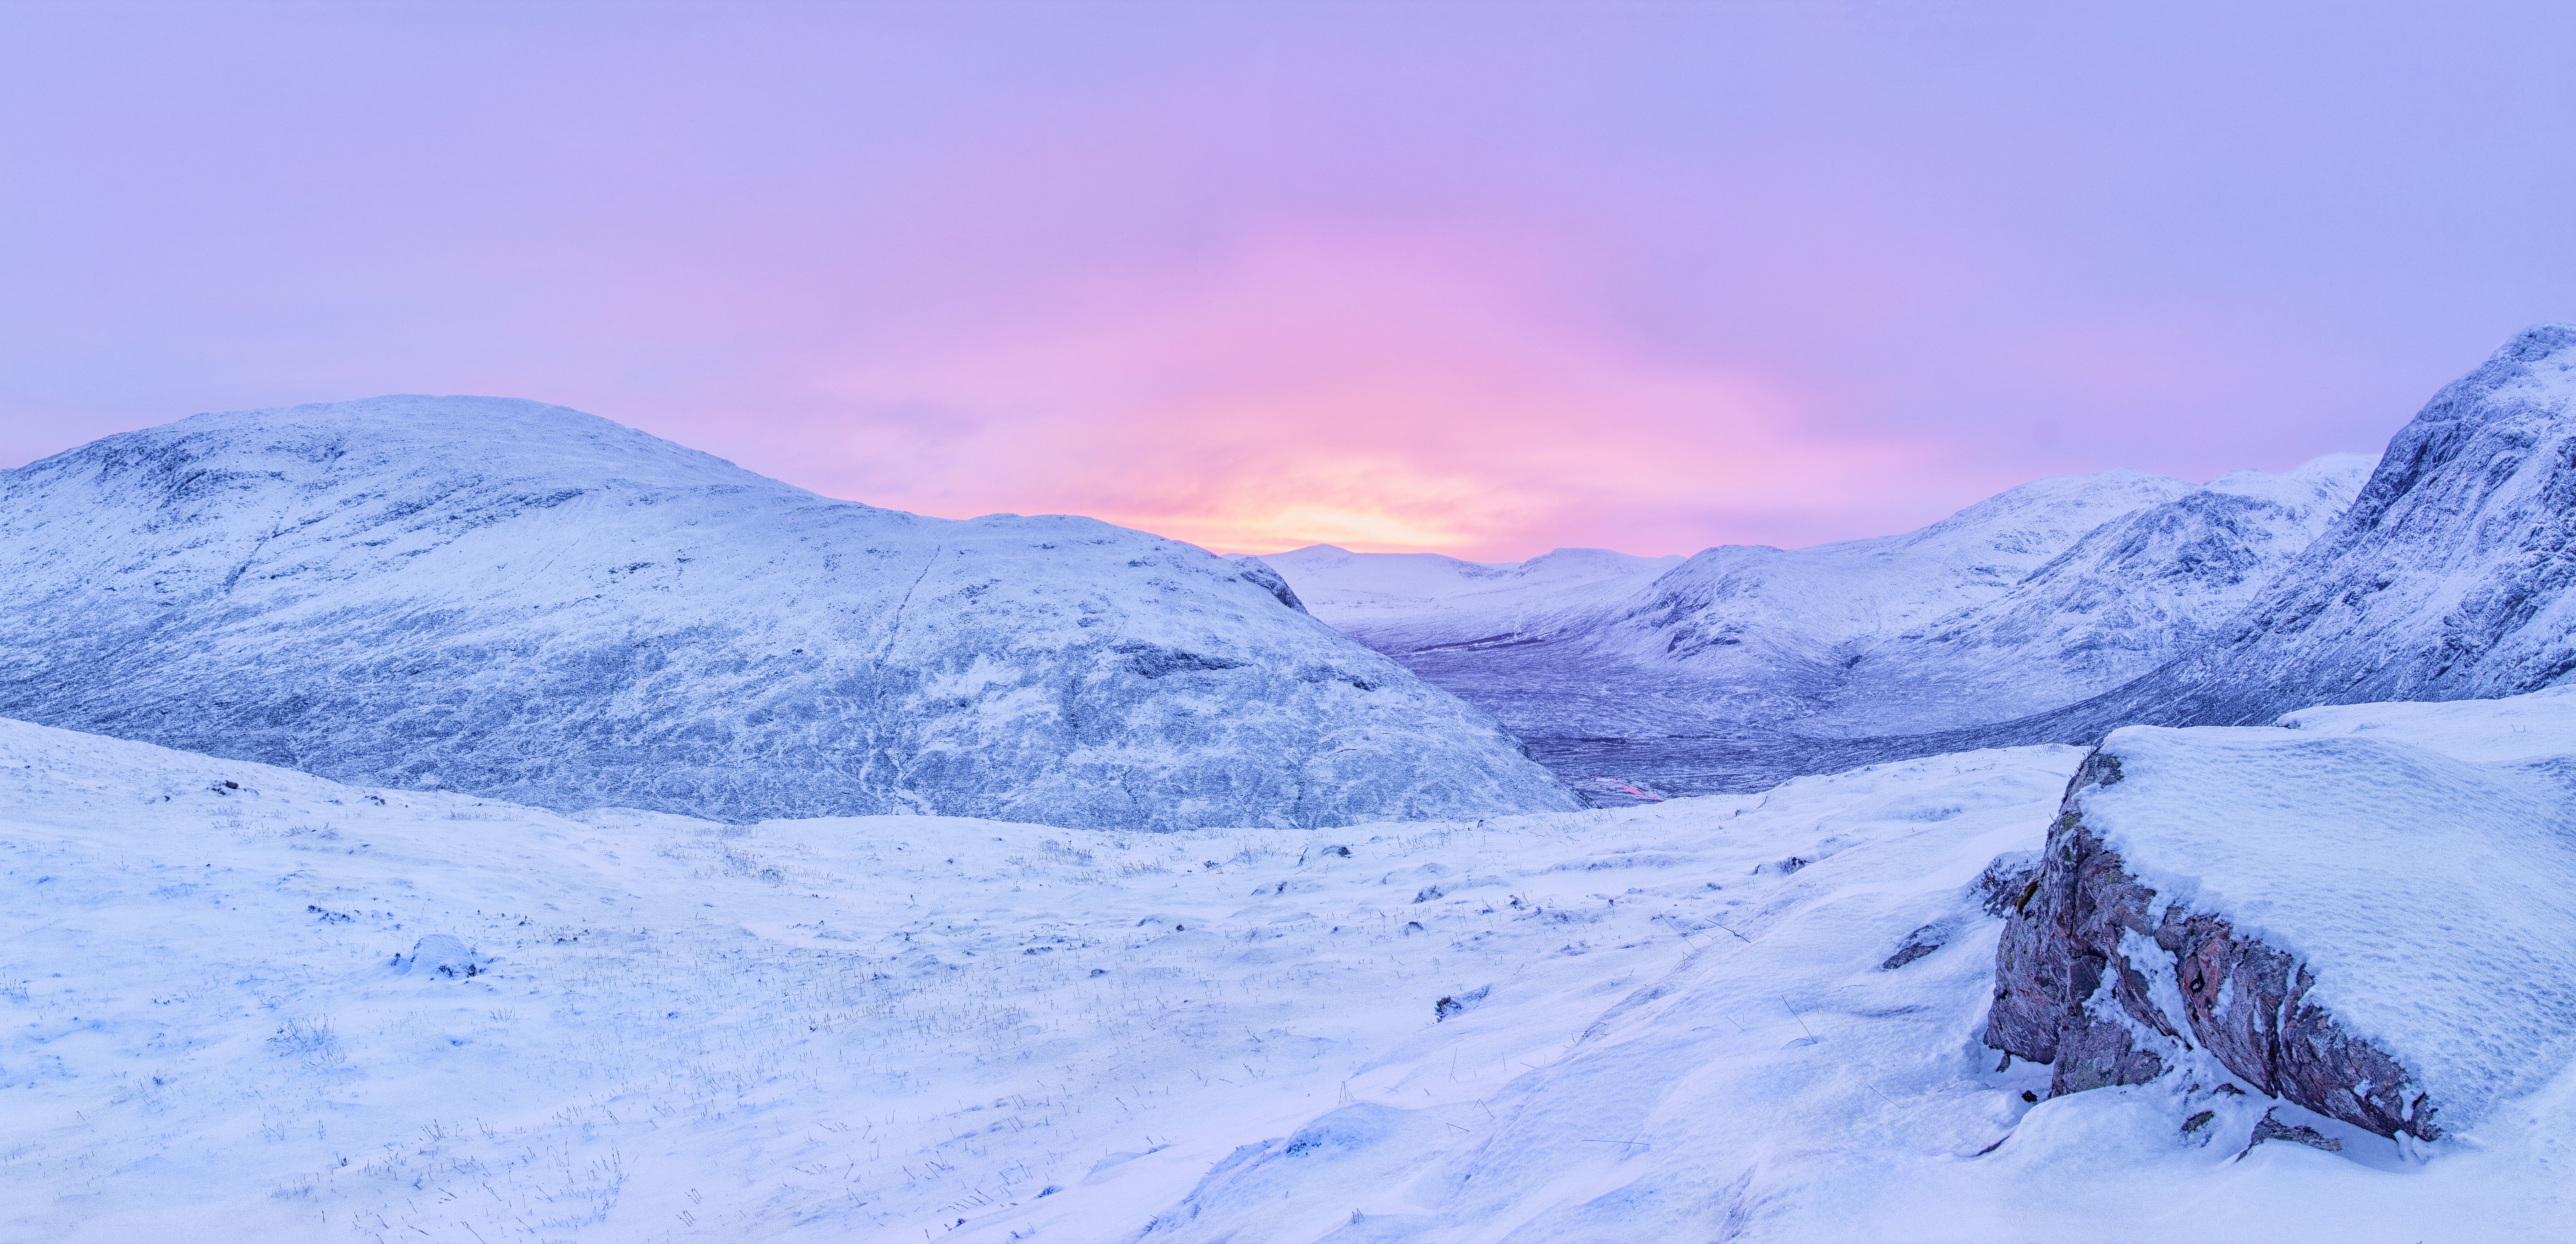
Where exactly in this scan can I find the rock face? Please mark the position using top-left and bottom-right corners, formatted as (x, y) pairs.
(1220, 554), (1308, 614)
(1986, 698), (2576, 1140)
(1985, 753), (2439, 1138)
(0, 396), (1580, 831)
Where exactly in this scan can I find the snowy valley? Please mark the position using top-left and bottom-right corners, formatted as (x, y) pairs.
(7, 324), (2576, 1243)
(1267, 457), (2378, 800)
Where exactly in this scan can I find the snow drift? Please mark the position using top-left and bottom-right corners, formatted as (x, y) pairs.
(0, 396), (1578, 831)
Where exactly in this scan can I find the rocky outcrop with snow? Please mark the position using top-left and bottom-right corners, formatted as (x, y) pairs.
(0, 396), (1579, 831)
(1986, 690), (2576, 1139)
(1220, 554), (1309, 613)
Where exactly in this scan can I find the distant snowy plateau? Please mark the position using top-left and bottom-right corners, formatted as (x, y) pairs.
(6, 324), (2576, 1242)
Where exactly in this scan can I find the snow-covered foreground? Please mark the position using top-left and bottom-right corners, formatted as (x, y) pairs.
(7, 712), (2572, 1243)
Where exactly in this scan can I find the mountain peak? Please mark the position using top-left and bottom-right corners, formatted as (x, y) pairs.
(2499, 320), (2576, 364)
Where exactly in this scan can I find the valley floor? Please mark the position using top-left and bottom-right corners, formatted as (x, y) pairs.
(4, 717), (2568, 1242)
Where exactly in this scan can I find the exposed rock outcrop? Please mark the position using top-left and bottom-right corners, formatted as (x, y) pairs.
(1985, 750), (2443, 1139)
(1221, 554), (1309, 614)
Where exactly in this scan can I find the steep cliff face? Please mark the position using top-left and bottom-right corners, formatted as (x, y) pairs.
(0, 396), (1579, 830)
(1985, 695), (2576, 1138)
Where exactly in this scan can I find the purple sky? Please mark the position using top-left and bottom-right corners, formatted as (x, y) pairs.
(5, 2), (2571, 560)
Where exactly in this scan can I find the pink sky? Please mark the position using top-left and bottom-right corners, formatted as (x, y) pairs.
(4, 2), (2571, 560)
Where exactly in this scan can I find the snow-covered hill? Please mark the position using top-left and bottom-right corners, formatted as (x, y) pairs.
(0, 396), (1578, 832)
(9, 698), (2572, 1243)
(1267, 459), (2370, 798)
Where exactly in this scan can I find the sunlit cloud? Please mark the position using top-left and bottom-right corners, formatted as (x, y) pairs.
(3, 4), (2511, 560)
(758, 230), (1936, 561)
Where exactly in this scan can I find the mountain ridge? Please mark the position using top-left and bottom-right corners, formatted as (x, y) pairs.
(1268, 451), (2376, 796)
(0, 394), (1581, 830)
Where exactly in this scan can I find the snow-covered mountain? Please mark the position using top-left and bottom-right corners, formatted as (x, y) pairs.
(1260, 544), (1683, 644)
(1803, 454), (2377, 734)
(11, 692), (2573, 1242)
(2011, 322), (2576, 738)
(1267, 457), (2371, 797)
(0, 396), (1579, 831)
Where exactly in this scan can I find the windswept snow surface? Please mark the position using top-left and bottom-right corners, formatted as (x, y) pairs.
(0, 396), (1576, 831)
(9, 714), (2571, 1242)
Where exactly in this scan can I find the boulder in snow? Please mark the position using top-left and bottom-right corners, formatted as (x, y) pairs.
(1985, 697), (2576, 1139)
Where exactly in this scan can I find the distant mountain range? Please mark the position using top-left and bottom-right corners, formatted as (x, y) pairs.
(7, 327), (2569, 822)
(1267, 324), (2576, 799)
(13, 327), (2572, 1238)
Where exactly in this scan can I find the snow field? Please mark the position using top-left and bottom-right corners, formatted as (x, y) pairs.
(6, 708), (2575, 1243)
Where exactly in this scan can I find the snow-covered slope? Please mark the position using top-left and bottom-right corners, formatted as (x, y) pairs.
(10, 706), (2574, 1242)
(1268, 460), (2369, 797)
(0, 396), (1578, 831)
(1613, 468), (2200, 674)
(2015, 323), (2576, 737)
(1803, 454), (2376, 734)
